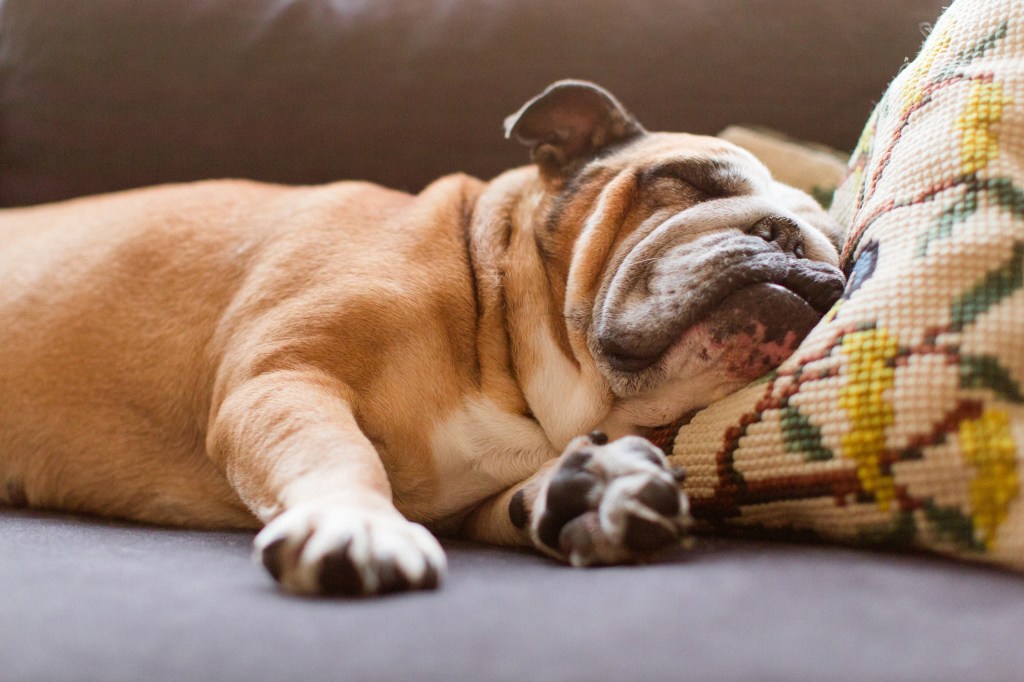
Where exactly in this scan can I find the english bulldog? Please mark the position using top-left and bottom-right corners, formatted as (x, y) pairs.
(0, 81), (845, 595)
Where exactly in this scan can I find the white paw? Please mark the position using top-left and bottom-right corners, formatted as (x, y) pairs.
(531, 433), (691, 567)
(254, 504), (447, 595)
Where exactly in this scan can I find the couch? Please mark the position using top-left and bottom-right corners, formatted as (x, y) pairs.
(7, 1), (1024, 680)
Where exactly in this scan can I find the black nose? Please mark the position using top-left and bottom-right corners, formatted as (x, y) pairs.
(748, 215), (805, 257)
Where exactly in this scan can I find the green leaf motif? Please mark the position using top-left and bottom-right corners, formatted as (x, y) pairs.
(936, 21), (1009, 79)
(916, 182), (980, 256)
(780, 405), (833, 462)
(960, 355), (1024, 404)
(988, 176), (1024, 218)
(924, 503), (986, 553)
(917, 178), (1024, 257)
(856, 511), (917, 548)
(811, 185), (836, 210)
(956, 21), (1009, 65)
(950, 241), (1024, 332)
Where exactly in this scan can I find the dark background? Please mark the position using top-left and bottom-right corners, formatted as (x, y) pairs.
(0, 0), (944, 205)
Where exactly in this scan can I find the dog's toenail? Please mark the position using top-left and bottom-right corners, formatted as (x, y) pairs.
(318, 540), (364, 595)
(420, 563), (440, 590)
(376, 561), (412, 594)
(508, 489), (529, 529)
(261, 537), (287, 582)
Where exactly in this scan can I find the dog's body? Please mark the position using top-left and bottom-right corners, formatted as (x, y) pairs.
(0, 82), (845, 594)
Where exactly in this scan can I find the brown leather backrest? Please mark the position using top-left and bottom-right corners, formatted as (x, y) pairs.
(0, 0), (946, 207)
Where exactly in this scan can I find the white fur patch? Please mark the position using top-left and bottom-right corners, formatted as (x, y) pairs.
(429, 397), (557, 515)
(523, 324), (608, 450)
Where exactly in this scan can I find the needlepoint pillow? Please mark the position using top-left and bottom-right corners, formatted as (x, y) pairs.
(661, 0), (1024, 570)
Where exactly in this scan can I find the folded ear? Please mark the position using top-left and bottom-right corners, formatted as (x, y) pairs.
(504, 80), (644, 179)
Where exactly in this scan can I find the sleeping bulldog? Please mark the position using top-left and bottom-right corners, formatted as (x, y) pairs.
(0, 81), (845, 595)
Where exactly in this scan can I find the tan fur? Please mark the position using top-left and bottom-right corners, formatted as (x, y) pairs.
(0, 177), (490, 527)
(0, 89), (842, 593)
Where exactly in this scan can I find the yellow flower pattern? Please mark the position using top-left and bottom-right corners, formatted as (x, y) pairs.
(960, 409), (1020, 549)
(839, 329), (899, 510)
(899, 19), (954, 114)
(669, 0), (1024, 572)
(958, 80), (1012, 175)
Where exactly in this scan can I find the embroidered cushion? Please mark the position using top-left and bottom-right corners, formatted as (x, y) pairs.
(664, 0), (1024, 570)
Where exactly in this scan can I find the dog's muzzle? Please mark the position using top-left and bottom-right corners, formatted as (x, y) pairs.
(594, 225), (845, 378)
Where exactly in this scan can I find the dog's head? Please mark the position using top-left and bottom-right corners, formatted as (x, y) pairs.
(506, 80), (846, 427)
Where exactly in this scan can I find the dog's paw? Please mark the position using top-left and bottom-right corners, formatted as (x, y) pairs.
(254, 504), (446, 596)
(531, 433), (691, 567)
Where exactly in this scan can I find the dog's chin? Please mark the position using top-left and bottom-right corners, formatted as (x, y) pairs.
(603, 282), (823, 427)
(609, 281), (822, 378)
(685, 281), (821, 382)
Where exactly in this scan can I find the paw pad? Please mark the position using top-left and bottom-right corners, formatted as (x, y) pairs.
(532, 434), (691, 566)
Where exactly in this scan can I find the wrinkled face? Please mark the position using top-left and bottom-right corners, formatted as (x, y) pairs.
(548, 133), (845, 427)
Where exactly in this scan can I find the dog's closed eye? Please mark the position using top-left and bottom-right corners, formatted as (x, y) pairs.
(637, 158), (749, 199)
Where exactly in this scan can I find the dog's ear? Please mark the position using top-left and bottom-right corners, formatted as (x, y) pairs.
(504, 80), (644, 179)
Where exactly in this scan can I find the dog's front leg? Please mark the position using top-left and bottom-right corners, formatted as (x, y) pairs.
(463, 433), (692, 566)
(207, 368), (445, 595)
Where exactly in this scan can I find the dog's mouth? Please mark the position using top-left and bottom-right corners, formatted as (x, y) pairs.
(675, 281), (821, 380)
(599, 262), (844, 377)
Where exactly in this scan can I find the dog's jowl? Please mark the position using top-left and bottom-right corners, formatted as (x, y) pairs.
(0, 80), (844, 595)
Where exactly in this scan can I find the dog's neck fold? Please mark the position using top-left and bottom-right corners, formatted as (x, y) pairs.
(467, 168), (611, 450)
